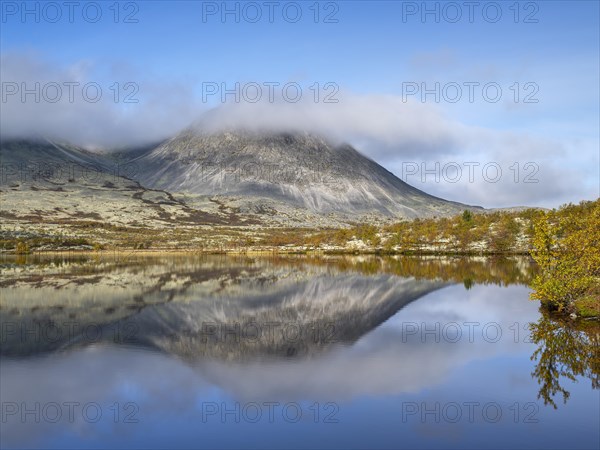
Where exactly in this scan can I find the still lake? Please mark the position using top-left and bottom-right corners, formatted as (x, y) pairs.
(0, 254), (598, 449)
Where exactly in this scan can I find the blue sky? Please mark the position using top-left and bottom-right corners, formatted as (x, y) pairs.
(1, 0), (599, 207)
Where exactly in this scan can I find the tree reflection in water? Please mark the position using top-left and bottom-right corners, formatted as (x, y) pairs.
(529, 311), (600, 408)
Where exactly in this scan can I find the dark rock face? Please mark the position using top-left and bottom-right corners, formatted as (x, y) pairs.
(133, 129), (479, 218)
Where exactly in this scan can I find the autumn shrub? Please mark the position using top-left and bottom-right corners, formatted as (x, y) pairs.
(530, 200), (600, 313)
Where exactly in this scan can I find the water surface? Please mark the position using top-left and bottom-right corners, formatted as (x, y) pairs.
(1, 254), (598, 449)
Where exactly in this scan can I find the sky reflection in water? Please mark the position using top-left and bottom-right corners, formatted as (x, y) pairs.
(0, 255), (598, 449)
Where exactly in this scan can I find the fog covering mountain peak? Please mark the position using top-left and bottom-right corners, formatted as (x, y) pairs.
(132, 127), (478, 218)
(0, 122), (480, 220)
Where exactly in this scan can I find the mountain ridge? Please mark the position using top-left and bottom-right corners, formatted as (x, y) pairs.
(130, 128), (480, 218)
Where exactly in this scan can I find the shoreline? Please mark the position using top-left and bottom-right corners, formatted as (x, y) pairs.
(0, 247), (533, 257)
(2, 248), (595, 321)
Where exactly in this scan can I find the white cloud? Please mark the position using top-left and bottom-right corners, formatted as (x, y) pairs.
(0, 52), (200, 149)
(1, 53), (597, 207)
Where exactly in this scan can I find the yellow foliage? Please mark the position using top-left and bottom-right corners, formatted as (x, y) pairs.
(530, 200), (600, 313)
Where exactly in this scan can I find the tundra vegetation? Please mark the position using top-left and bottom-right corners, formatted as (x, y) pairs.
(2, 199), (598, 318)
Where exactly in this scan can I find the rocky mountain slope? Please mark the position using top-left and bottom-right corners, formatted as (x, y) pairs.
(0, 139), (234, 230)
(1, 129), (481, 239)
(132, 128), (478, 219)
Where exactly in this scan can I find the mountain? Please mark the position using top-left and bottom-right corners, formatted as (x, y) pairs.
(131, 128), (479, 219)
(0, 139), (231, 229)
(1, 129), (481, 234)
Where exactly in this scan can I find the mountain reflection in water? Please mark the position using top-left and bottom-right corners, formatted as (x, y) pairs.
(0, 254), (532, 360)
(1, 254), (598, 450)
